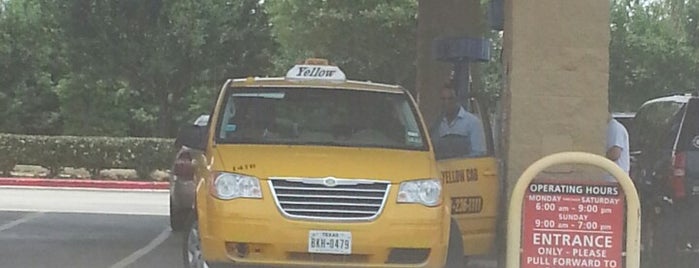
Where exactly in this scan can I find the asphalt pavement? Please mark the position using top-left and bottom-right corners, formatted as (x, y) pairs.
(0, 211), (182, 268)
(0, 185), (498, 268)
(0, 187), (181, 268)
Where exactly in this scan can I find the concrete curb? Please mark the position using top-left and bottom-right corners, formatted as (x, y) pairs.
(0, 177), (169, 190)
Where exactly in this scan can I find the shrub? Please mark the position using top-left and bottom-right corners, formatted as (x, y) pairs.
(0, 134), (175, 180)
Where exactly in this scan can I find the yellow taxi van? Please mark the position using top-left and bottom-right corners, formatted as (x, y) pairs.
(176, 59), (499, 268)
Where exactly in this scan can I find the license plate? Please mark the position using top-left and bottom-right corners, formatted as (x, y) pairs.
(308, 230), (352, 255)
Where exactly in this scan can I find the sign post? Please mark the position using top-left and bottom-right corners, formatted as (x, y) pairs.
(507, 152), (641, 268)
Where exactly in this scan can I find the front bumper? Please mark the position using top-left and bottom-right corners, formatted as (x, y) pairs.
(197, 192), (450, 267)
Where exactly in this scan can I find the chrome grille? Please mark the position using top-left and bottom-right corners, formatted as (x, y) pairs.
(269, 178), (390, 221)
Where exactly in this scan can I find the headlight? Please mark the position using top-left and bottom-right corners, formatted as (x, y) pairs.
(397, 179), (442, 206)
(210, 172), (262, 200)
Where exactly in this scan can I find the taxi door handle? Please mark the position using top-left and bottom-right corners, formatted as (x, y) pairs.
(482, 170), (496, 176)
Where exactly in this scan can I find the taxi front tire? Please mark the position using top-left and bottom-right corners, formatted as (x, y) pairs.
(169, 197), (187, 232)
(182, 216), (230, 268)
(445, 219), (466, 268)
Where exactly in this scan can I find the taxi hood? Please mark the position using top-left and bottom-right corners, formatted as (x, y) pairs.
(212, 145), (436, 183)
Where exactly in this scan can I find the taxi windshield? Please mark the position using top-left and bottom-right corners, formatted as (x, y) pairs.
(215, 86), (427, 150)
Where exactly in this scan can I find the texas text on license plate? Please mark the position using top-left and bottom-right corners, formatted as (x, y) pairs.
(308, 230), (352, 255)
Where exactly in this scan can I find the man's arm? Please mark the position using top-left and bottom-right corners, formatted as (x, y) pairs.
(606, 146), (622, 161)
(606, 121), (625, 161)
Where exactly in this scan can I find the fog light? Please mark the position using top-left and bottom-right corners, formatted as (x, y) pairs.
(236, 243), (249, 257)
(225, 242), (249, 258)
(386, 248), (430, 264)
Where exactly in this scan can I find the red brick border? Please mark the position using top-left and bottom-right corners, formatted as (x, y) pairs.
(0, 177), (169, 190)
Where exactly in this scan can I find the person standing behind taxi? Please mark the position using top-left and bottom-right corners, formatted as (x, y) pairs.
(430, 84), (486, 159)
(606, 114), (630, 174)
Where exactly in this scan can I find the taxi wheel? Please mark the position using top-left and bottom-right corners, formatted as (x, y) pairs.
(169, 199), (187, 232)
(182, 217), (229, 268)
(445, 219), (466, 268)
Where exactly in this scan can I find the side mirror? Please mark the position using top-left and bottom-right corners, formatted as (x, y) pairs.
(175, 125), (207, 151)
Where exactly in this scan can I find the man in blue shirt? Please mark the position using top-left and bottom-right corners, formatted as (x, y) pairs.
(431, 85), (486, 159)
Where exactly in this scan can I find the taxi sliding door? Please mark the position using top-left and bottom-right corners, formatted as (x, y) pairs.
(435, 98), (500, 256)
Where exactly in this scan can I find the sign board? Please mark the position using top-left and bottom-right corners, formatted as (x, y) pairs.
(521, 181), (625, 268)
(285, 64), (346, 82)
(506, 152), (641, 268)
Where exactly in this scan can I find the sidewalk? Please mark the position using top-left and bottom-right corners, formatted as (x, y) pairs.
(0, 177), (169, 190)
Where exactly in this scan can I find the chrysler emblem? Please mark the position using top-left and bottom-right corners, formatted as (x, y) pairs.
(323, 177), (338, 187)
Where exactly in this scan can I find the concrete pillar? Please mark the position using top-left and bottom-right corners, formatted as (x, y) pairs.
(416, 0), (483, 122)
(501, 0), (610, 198)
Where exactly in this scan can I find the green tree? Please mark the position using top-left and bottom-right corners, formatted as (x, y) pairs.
(609, 0), (699, 111)
(477, 30), (503, 110)
(56, 75), (132, 136)
(55, 0), (277, 137)
(0, 0), (65, 135)
(266, 0), (418, 90)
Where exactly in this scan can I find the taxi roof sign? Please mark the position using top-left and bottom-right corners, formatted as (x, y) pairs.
(285, 64), (346, 82)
